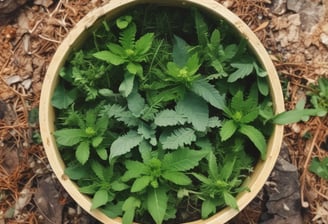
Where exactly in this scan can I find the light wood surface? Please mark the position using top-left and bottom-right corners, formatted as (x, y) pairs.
(39, 0), (285, 223)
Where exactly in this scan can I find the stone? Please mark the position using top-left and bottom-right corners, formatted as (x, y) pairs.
(287, 0), (305, 13)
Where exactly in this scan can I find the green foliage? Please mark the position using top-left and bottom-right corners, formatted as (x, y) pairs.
(309, 157), (328, 180)
(52, 5), (276, 224)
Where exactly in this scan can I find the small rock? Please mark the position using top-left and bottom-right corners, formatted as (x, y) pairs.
(287, 0), (305, 13)
(271, 0), (287, 15)
(320, 33), (328, 48)
(5, 75), (22, 85)
(22, 79), (32, 90)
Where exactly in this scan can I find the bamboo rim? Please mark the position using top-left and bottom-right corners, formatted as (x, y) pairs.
(39, 0), (285, 223)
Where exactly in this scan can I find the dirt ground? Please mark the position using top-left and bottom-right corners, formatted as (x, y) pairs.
(0, 0), (327, 223)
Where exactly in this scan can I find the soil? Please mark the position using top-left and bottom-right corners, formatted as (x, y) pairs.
(0, 0), (327, 223)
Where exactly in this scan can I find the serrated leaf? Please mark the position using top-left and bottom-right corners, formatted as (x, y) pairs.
(137, 122), (156, 145)
(131, 176), (152, 192)
(238, 124), (267, 160)
(208, 117), (222, 128)
(122, 196), (140, 224)
(76, 141), (90, 165)
(154, 109), (186, 126)
(119, 72), (135, 97)
(93, 51), (125, 65)
(191, 79), (226, 110)
(109, 131), (143, 160)
(102, 104), (126, 119)
(91, 189), (109, 209)
(162, 148), (208, 171)
(139, 144), (153, 164)
(160, 128), (196, 150)
(162, 171), (191, 185)
(176, 93), (209, 132)
(220, 120), (238, 141)
(54, 129), (85, 146)
(122, 160), (148, 181)
(228, 59), (254, 82)
(146, 187), (168, 224)
(186, 53), (201, 76)
(119, 23), (136, 50)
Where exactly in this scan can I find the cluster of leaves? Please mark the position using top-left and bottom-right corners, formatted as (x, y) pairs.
(52, 5), (275, 224)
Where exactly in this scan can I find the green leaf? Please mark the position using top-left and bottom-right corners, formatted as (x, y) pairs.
(162, 148), (208, 171)
(93, 51), (125, 65)
(208, 151), (219, 180)
(119, 72), (135, 97)
(257, 76), (269, 96)
(116, 15), (132, 29)
(54, 129), (85, 146)
(138, 140), (152, 162)
(131, 176), (152, 192)
(272, 108), (327, 125)
(111, 181), (129, 192)
(309, 157), (328, 180)
(191, 172), (212, 185)
(220, 120), (238, 141)
(127, 62), (143, 75)
(135, 33), (154, 55)
(238, 124), (267, 160)
(228, 58), (254, 82)
(127, 87), (145, 117)
(137, 122), (156, 145)
(64, 165), (90, 180)
(194, 8), (209, 47)
(119, 23), (136, 50)
(201, 199), (217, 219)
(51, 84), (77, 109)
(76, 141), (90, 165)
(146, 187), (168, 224)
(154, 109), (186, 126)
(91, 189), (109, 209)
(122, 160), (148, 181)
(109, 130), (143, 160)
(176, 92), (209, 132)
(172, 35), (189, 67)
(92, 136), (103, 148)
(185, 53), (201, 76)
(96, 148), (108, 160)
(220, 155), (236, 181)
(160, 128), (196, 150)
(223, 191), (238, 210)
(90, 160), (105, 180)
(122, 197), (141, 224)
(191, 79), (226, 110)
(162, 171), (192, 185)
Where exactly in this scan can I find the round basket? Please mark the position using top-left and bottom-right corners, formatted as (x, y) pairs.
(39, 0), (285, 223)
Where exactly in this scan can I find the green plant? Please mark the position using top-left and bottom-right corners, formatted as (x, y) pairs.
(51, 5), (277, 224)
(309, 157), (328, 180)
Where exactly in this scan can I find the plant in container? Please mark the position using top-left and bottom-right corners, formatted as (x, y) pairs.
(39, 0), (285, 223)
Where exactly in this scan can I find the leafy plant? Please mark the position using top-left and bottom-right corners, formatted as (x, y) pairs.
(51, 5), (277, 224)
(309, 157), (328, 180)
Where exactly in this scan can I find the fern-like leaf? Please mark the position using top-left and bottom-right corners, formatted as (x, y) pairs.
(160, 128), (196, 150)
(119, 23), (136, 50)
(176, 92), (209, 132)
(190, 79), (226, 111)
(109, 130), (143, 160)
(154, 109), (186, 126)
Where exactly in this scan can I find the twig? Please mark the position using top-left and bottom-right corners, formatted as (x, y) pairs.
(300, 117), (321, 207)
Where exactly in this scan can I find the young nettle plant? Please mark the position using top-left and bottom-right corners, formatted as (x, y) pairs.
(52, 5), (275, 224)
